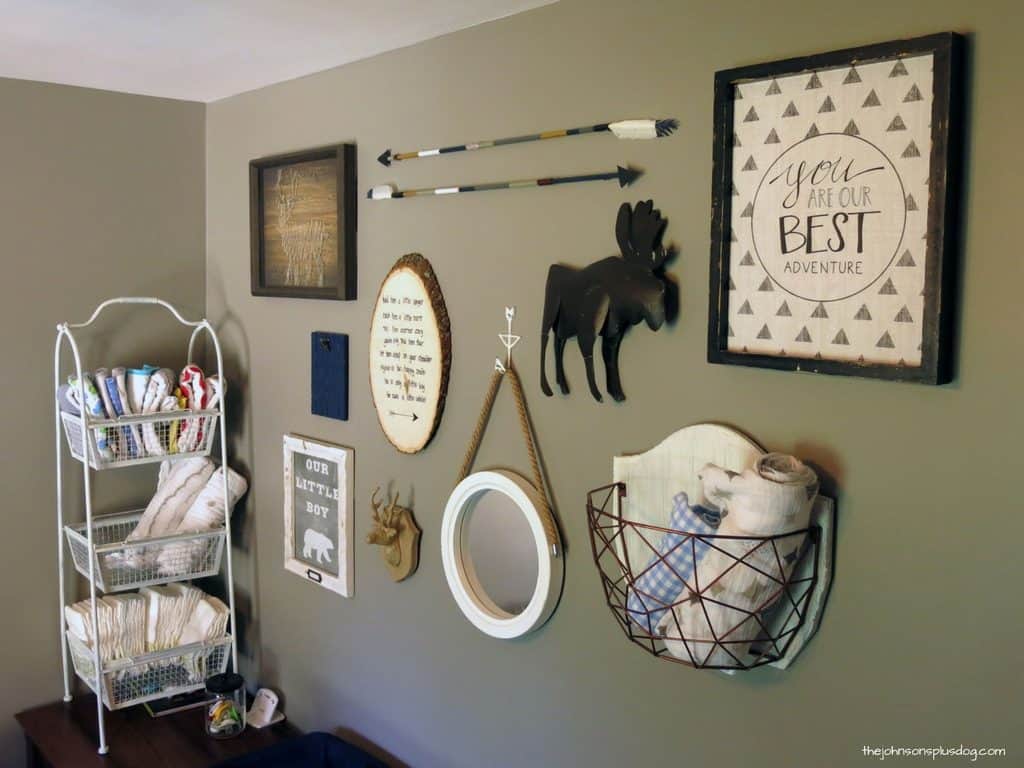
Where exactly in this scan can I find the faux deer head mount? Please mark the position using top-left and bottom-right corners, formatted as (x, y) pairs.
(540, 200), (676, 402)
(367, 487), (421, 582)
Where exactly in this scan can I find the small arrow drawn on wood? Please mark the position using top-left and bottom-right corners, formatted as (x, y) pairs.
(389, 410), (419, 421)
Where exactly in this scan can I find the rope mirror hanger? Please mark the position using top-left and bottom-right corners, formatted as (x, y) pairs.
(440, 308), (563, 639)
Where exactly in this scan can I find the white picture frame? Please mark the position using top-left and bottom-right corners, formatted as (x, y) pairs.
(282, 434), (354, 597)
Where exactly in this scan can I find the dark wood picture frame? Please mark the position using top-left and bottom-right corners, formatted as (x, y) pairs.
(708, 33), (964, 383)
(250, 144), (357, 300)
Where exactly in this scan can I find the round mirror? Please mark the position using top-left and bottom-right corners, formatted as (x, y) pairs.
(464, 489), (539, 615)
(441, 470), (563, 639)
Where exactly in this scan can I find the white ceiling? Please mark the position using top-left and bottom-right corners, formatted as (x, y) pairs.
(0, 0), (556, 102)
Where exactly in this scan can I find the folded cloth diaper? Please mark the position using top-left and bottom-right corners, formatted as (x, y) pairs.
(65, 374), (115, 460)
(141, 584), (202, 650)
(65, 595), (145, 663)
(155, 465), (248, 574)
(659, 454), (819, 666)
(65, 599), (111, 660)
(68, 586), (223, 665)
(177, 365), (208, 453)
(57, 384), (80, 415)
(104, 593), (146, 658)
(140, 368), (176, 456)
(116, 366), (147, 458)
(94, 369), (123, 458)
(127, 458), (215, 541)
(160, 394), (182, 453)
(178, 594), (230, 645)
(625, 493), (720, 635)
(102, 368), (142, 458)
(127, 365), (158, 416)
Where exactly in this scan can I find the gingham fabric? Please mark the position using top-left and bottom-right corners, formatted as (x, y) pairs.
(626, 492), (720, 635)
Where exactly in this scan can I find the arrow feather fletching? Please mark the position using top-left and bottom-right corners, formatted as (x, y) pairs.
(609, 118), (679, 140)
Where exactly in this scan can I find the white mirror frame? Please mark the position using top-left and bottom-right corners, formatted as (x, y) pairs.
(441, 469), (563, 639)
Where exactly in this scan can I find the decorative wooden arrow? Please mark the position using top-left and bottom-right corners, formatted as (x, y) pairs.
(377, 118), (678, 166)
(368, 166), (641, 200)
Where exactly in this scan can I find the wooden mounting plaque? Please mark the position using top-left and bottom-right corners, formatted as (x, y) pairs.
(369, 254), (451, 453)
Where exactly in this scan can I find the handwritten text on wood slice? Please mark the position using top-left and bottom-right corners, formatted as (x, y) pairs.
(369, 254), (451, 453)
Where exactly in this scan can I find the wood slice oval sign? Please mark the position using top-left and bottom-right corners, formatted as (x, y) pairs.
(369, 253), (451, 453)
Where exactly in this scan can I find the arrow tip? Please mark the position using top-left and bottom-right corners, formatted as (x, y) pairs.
(617, 166), (643, 187)
(412, 413), (419, 422)
(377, 149), (392, 167)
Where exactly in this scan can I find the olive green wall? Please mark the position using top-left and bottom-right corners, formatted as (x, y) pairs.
(0, 78), (206, 761)
(205, 1), (1020, 765)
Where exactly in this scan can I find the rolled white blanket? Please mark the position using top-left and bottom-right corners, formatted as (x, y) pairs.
(155, 466), (247, 575)
(659, 453), (818, 666)
(127, 458), (215, 541)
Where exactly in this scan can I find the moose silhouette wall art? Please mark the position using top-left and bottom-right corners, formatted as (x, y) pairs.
(540, 200), (675, 402)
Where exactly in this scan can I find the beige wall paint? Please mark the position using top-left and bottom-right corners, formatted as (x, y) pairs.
(0, 78), (205, 760)
(205, 1), (1023, 766)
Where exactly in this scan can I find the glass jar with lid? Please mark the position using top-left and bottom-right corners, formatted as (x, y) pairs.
(205, 673), (246, 738)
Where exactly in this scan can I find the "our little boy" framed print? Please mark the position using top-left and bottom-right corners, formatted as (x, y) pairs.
(708, 33), (964, 383)
(283, 434), (354, 596)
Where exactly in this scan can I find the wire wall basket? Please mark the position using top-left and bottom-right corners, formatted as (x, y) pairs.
(67, 632), (231, 710)
(586, 483), (821, 671)
(64, 510), (226, 592)
(60, 409), (220, 470)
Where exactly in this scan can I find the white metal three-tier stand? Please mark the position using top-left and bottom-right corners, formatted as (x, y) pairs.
(54, 298), (238, 755)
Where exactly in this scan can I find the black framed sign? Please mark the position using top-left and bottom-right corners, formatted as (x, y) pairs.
(708, 33), (963, 383)
(250, 144), (357, 300)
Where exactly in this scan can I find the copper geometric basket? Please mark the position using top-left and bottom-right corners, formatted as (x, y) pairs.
(586, 482), (821, 671)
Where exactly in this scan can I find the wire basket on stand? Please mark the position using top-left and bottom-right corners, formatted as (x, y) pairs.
(67, 632), (232, 710)
(55, 297), (240, 755)
(584, 423), (834, 672)
(587, 483), (821, 670)
(64, 510), (226, 592)
(60, 408), (219, 470)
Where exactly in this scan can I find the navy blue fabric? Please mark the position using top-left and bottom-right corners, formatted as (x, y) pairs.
(213, 732), (388, 768)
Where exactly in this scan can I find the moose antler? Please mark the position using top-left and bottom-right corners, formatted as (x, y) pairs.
(615, 200), (670, 269)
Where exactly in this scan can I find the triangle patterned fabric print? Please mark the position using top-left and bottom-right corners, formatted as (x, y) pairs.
(726, 51), (933, 367)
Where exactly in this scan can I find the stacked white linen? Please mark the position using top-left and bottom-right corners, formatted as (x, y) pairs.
(179, 594), (231, 645)
(64, 594), (146, 663)
(141, 584), (203, 650)
(65, 585), (229, 662)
